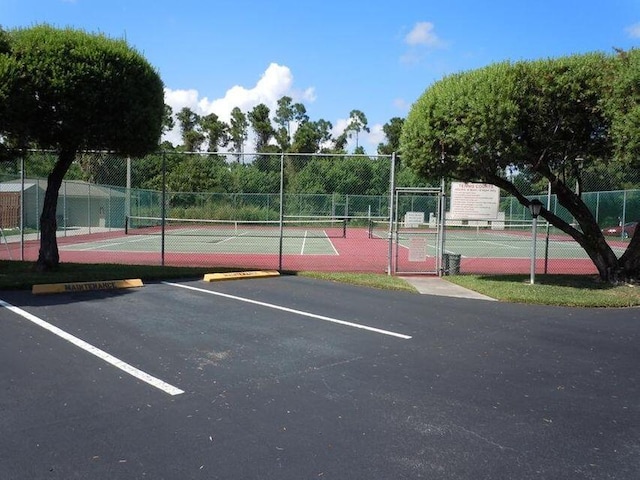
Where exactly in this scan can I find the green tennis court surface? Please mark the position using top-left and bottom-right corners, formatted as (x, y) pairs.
(370, 223), (629, 259)
(59, 216), (346, 255)
(60, 230), (340, 255)
(57, 219), (629, 264)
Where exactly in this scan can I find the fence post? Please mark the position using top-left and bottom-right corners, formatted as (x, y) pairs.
(20, 156), (24, 260)
(88, 182), (91, 234)
(278, 153), (285, 271)
(161, 150), (166, 266)
(544, 181), (551, 274)
(622, 191), (627, 239)
(63, 181), (67, 236)
(438, 177), (446, 276)
(387, 153), (396, 275)
(126, 156), (131, 220)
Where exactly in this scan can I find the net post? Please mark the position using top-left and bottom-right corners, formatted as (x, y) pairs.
(125, 215), (129, 235)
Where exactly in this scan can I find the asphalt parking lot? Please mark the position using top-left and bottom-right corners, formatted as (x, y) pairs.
(1, 275), (639, 479)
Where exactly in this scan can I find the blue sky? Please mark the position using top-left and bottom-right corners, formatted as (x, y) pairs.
(2, 0), (640, 153)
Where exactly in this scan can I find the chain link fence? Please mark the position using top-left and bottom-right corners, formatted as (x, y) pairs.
(0, 151), (637, 276)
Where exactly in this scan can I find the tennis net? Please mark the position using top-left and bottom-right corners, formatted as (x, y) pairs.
(125, 216), (347, 238)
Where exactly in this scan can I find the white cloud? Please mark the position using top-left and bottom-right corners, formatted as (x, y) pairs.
(163, 63), (384, 154)
(404, 21), (444, 48)
(332, 117), (350, 138)
(393, 98), (411, 113)
(330, 118), (386, 155)
(164, 88), (200, 111)
(163, 63), (316, 146)
(367, 124), (386, 150)
(625, 22), (640, 39)
(400, 21), (447, 66)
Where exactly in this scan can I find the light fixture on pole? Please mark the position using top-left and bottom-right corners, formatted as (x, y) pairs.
(528, 199), (543, 285)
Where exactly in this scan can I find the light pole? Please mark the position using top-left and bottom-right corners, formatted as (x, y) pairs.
(529, 199), (543, 285)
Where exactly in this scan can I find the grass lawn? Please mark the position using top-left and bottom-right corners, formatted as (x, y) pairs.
(0, 261), (218, 290)
(301, 271), (640, 307)
(446, 274), (640, 308)
(0, 261), (638, 307)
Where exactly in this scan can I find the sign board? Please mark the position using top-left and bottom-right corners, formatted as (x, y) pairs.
(408, 237), (427, 262)
(449, 182), (501, 220)
(403, 211), (425, 228)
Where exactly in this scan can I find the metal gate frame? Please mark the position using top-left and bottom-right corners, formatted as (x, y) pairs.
(391, 184), (446, 276)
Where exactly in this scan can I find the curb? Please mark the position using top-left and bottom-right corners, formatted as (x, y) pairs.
(32, 279), (144, 295)
(203, 270), (280, 282)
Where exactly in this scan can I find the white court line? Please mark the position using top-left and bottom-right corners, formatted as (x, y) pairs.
(0, 299), (184, 396)
(397, 241), (461, 257)
(324, 231), (339, 255)
(477, 240), (520, 249)
(208, 231), (249, 245)
(301, 230), (308, 255)
(163, 282), (411, 340)
(64, 235), (153, 251)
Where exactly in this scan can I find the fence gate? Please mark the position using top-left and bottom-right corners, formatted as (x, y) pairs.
(393, 186), (445, 275)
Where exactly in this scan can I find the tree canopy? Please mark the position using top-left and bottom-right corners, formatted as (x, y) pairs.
(0, 24), (165, 270)
(607, 49), (640, 167)
(401, 50), (640, 282)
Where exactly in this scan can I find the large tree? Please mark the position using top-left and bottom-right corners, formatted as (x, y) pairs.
(401, 52), (640, 282)
(345, 109), (370, 150)
(274, 95), (308, 151)
(247, 103), (275, 152)
(176, 107), (205, 152)
(608, 49), (640, 167)
(377, 117), (404, 155)
(0, 25), (164, 270)
(200, 113), (229, 153)
(229, 107), (248, 162)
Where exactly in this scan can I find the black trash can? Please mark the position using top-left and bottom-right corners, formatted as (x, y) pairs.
(449, 253), (461, 275)
(442, 253), (450, 275)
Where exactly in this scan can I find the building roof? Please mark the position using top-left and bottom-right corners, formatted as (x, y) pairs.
(0, 179), (125, 198)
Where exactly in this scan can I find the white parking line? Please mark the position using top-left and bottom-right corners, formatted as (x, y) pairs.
(0, 299), (184, 396)
(163, 282), (412, 340)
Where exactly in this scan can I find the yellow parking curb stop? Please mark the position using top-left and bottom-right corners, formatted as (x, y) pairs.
(32, 278), (144, 295)
(203, 270), (280, 282)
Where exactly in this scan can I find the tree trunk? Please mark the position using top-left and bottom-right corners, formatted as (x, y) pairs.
(619, 230), (640, 282)
(36, 149), (76, 272)
(494, 173), (627, 283)
(551, 179), (622, 282)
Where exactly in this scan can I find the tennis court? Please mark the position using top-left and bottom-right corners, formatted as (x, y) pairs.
(370, 220), (625, 257)
(61, 216), (344, 256)
(402, 227), (627, 259)
(1, 215), (625, 275)
(40, 216), (385, 272)
(369, 221), (628, 275)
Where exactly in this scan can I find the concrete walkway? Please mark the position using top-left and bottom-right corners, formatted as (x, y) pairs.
(401, 275), (497, 301)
